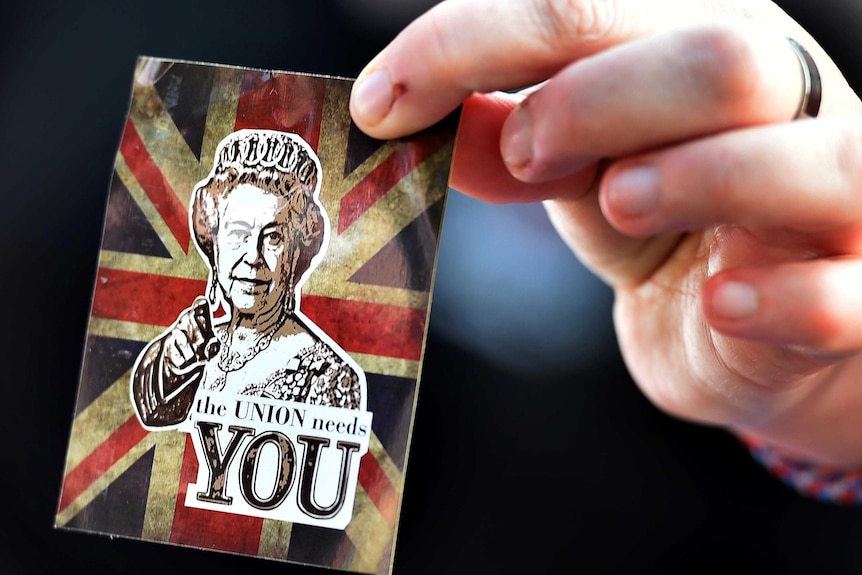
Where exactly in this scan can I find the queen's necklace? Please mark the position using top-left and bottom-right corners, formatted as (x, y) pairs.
(217, 311), (288, 373)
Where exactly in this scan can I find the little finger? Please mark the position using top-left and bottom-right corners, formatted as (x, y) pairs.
(704, 256), (862, 355)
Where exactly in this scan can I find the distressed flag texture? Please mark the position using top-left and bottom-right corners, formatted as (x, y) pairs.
(55, 57), (458, 575)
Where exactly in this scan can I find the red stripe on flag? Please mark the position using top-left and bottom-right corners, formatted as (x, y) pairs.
(303, 295), (425, 361)
(234, 71), (325, 149)
(358, 452), (399, 528)
(170, 435), (264, 554)
(58, 416), (150, 514)
(338, 134), (450, 234)
(91, 268), (426, 360)
(91, 267), (206, 327)
(119, 118), (191, 253)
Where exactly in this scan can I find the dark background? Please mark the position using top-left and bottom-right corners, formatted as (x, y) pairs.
(2, 1), (862, 573)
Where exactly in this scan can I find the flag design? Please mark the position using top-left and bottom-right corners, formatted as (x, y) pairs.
(55, 57), (457, 575)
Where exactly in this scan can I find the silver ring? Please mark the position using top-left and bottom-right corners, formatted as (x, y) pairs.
(787, 37), (821, 119)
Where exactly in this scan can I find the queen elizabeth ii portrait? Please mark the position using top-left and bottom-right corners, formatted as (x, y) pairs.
(131, 129), (366, 428)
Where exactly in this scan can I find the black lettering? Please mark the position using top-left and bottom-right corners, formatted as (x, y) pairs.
(194, 422), (254, 505)
(196, 395), (226, 416)
(296, 436), (360, 519)
(239, 431), (296, 510)
(294, 408), (306, 427)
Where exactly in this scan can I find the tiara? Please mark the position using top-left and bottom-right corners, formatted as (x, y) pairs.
(213, 129), (319, 186)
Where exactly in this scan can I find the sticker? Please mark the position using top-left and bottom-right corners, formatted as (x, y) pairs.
(56, 57), (458, 575)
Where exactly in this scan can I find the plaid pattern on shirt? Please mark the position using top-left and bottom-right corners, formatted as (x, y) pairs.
(741, 435), (862, 506)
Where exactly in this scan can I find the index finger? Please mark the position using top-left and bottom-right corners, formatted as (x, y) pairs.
(192, 296), (213, 338)
(348, 0), (797, 139)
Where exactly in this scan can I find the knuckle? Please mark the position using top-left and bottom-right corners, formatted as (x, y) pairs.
(780, 290), (855, 357)
(798, 315), (846, 356)
(173, 329), (190, 348)
(684, 26), (763, 118)
(176, 311), (194, 331)
(425, 11), (457, 73)
(422, 6), (477, 88)
(165, 348), (182, 369)
(530, 0), (619, 51)
(700, 142), (745, 209)
(801, 285), (862, 354)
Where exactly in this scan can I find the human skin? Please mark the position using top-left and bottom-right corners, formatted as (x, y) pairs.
(349, 0), (862, 468)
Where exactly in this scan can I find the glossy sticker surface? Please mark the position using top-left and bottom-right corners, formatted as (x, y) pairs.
(56, 57), (458, 575)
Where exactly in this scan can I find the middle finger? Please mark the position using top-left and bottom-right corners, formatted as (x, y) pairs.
(502, 23), (804, 183)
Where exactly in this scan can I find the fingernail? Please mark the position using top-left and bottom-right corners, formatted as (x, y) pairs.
(607, 166), (659, 216)
(712, 281), (759, 319)
(500, 104), (533, 169)
(352, 69), (395, 125)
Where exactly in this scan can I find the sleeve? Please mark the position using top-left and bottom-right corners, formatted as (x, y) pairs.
(739, 434), (862, 506)
(132, 335), (202, 427)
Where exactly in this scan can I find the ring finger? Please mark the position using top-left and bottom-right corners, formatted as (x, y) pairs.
(599, 116), (862, 244)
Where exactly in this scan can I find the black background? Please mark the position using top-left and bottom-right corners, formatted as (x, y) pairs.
(2, 1), (862, 573)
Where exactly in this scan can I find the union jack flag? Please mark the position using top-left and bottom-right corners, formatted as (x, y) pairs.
(55, 57), (457, 575)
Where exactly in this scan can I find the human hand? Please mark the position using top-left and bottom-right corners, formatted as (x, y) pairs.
(350, 0), (862, 468)
(163, 297), (220, 380)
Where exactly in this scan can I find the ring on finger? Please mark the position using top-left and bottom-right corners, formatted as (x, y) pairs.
(787, 37), (822, 119)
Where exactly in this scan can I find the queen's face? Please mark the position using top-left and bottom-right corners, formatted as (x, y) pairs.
(215, 184), (293, 318)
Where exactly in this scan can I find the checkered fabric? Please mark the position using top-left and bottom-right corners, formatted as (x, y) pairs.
(741, 435), (862, 505)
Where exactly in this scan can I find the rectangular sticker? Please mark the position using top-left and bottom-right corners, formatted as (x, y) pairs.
(55, 56), (458, 575)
